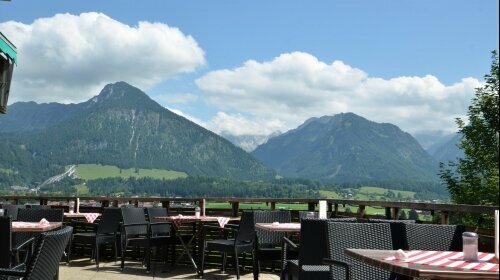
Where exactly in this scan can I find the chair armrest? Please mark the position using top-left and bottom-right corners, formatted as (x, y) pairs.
(71, 221), (98, 231)
(282, 236), (298, 251)
(323, 258), (350, 279)
(12, 237), (36, 252)
(0, 267), (25, 277)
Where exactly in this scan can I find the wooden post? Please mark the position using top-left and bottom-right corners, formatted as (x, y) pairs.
(112, 200), (119, 207)
(161, 200), (170, 213)
(101, 200), (110, 208)
(385, 207), (392, 219)
(391, 207), (400, 220)
(134, 200), (139, 208)
(357, 205), (366, 219)
(440, 211), (449, 225)
(307, 202), (315, 211)
(231, 202), (240, 217)
(334, 204), (339, 217)
(270, 202), (276, 210)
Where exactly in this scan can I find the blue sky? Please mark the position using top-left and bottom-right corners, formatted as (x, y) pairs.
(1, 0), (498, 150)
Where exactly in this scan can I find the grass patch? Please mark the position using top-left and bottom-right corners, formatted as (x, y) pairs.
(73, 164), (188, 180)
(0, 168), (17, 175)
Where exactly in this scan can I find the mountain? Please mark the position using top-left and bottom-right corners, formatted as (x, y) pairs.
(252, 113), (441, 189)
(428, 133), (464, 163)
(0, 82), (275, 184)
(220, 131), (282, 152)
(0, 101), (84, 133)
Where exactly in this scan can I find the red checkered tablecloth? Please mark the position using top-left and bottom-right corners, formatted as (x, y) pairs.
(166, 215), (232, 230)
(64, 212), (101, 223)
(385, 250), (499, 272)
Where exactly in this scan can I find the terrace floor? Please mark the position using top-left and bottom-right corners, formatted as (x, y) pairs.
(60, 257), (281, 280)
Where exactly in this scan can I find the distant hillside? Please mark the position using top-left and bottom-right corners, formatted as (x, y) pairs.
(0, 82), (275, 185)
(252, 113), (442, 191)
(428, 133), (464, 163)
(0, 101), (84, 133)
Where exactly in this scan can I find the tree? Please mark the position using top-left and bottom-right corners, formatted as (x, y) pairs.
(440, 51), (499, 207)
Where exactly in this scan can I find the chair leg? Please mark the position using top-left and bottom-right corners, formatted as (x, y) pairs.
(146, 245), (151, 273)
(222, 252), (227, 272)
(252, 251), (257, 280)
(200, 249), (206, 277)
(114, 238), (118, 263)
(66, 237), (72, 264)
(234, 250), (240, 279)
(95, 241), (100, 269)
(121, 242), (125, 270)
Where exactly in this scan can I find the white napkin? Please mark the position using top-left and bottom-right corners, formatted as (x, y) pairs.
(39, 218), (50, 225)
(394, 249), (408, 260)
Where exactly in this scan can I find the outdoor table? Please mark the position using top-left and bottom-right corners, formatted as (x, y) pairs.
(12, 221), (63, 232)
(153, 215), (239, 274)
(255, 222), (301, 234)
(63, 212), (101, 223)
(345, 248), (499, 279)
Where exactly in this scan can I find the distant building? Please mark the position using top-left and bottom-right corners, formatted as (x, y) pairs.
(0, 31), (17, 114)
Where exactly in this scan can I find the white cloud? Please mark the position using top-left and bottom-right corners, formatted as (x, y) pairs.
(197, 51), (481, 138)
(1, 12), (205, 103)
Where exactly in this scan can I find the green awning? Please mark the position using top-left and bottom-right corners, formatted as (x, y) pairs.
(0, 32), (17, 64)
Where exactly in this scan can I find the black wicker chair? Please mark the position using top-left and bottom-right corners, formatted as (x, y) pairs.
(366, 219), (416, 250)
(17, 208), (64, 222)
(67, 207), (122, 268)
(253, 210), (291, 279)
(283, 219), (330, 280)
(14, 208), (64, 252)
(0, 216), (13, 268)
(0, 226), (73, 280)
(1, 205), (25, 221)
(200, 211), (256, 280)
(323, 221), (394, 280)
(145, 207), (177, 265)
(403, 223), (465, 251)
(121, 207), (171, 272)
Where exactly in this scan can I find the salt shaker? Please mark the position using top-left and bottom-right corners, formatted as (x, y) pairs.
(462, 232), (478, 261)
(195, 206), (201, 218)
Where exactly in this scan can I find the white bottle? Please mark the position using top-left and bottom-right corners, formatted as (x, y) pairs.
(195, 207), (201, 218)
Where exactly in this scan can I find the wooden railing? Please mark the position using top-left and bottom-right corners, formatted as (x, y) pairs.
(2, 195), (498, 252)
(1, 195), (497, 223)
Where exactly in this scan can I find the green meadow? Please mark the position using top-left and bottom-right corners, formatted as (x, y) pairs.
(72, 164), (188, 180)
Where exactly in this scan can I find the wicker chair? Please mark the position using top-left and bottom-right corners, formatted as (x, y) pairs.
(253, 210), (291, 279)
(403, 223), (465, 251)
(200, 211), (256, 280)
(0, 216), (12, 268)
(283, 219), (330, 280)
(16, 208), (63, 222)
(0, 226), (73, 280)
(366, 219), (416, 250)
(145, 207), (178, 265)
(121, 207), (171, 272)
(1, 205), (25, 221)
(68, 207), (122, 268)
(324, 221), (394, 280)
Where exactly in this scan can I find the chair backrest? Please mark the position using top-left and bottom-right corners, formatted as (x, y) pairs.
(326, 221), (393, 280)
(121, 207), (148, 236)
(96, 207), (122, 235)
(295, 219), (329, 280)
(17, 208), (64, 222)
(404, 223), (465, 251)
(2, 204), (25, 220)
(236, 211), (255, 243)
(366, 219), (416, 250)
(146, 207), (171, 236)
(254, 210), (291, 246)
(27, 205), (51, 209)
(0, 216), (12, 268)
(25, 226), (73, 280)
